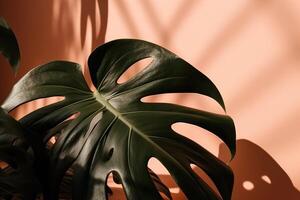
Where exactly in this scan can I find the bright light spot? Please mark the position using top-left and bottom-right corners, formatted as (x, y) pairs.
(170, 187), (180, 194)
(49, 136), (57, 144)
(0, 161), (9, 169)
(243, 181), (254, 191)
(261, 175), (271, 184)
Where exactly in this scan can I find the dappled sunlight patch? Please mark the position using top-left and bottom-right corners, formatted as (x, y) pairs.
(243, 180), (255, 191)
(261, 175), (272, 184)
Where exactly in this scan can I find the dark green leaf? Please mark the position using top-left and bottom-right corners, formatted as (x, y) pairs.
(0, 108), (39, 199)
(0, 18), (20, 73)
(0, 108), (26, 147)
(3, 39), (236, 200)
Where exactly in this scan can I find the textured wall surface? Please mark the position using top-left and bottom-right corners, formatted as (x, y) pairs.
(0, 0), (299, 199)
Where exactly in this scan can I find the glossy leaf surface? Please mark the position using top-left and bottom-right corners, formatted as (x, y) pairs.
(0, 18), (20, 73)
(3, 39), (236, 200)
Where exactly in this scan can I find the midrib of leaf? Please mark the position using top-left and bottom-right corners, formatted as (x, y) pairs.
(93, 90), (198, 183)
(93, 90), (182, 156)
(93, 90), (145, 138)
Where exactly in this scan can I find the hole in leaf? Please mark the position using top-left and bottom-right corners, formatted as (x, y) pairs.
(0, 161), (9, 170)
(141, 93), (224, 114)
(45, 112), (80, 148)
(172, 122), (223, 157)
(148, 157), (187, 200)
(49, 136), (57, 145)
(107, 171), (126, 200)
(243, 181), (255, 191)
(10, 96), (65, 120)
(68, 112), (80, 120)
(0, 161), (16, 175)
(190, 164), (221, 198)
(46, 135), (58, 149)
(117, 57), (153, 84)
(261, 175), (271, 184)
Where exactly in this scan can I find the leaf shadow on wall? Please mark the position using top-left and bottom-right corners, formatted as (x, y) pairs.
(109, 139), (300, 200)
(80, 0), (108, 50)
(0, 0), (108, 116)
(107, 174), (187, 200)
(219, 139), (300, 200)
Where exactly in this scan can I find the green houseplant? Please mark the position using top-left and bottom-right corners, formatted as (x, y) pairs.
(0, 18), (236, 200)
(0, 17), (40, 199)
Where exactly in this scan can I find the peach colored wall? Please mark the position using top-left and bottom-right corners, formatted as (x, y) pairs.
(1, 0), (300, 199)
(105, 0), (300, 192)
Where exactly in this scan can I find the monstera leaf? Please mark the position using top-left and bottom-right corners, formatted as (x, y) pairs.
(3, 39), (236, 200)
(0, 17), (37, 199)
(0, 17), (20, 73)
(0, 108), (40, 199)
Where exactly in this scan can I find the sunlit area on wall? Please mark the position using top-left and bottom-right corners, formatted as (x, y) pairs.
(105, 1), (300, 196)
